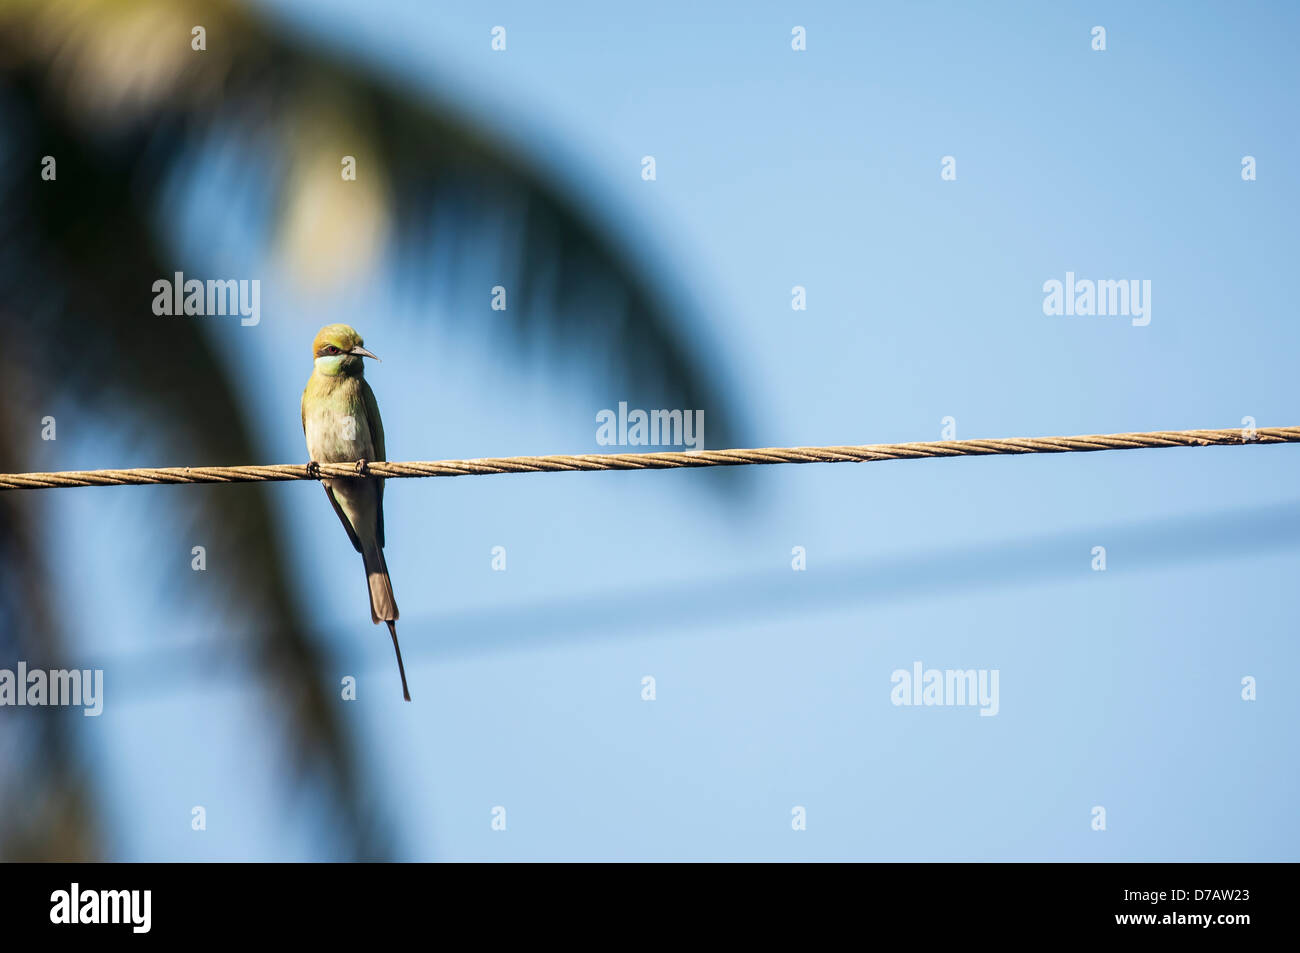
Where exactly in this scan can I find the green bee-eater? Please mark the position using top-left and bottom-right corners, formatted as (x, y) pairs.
(301, 324), (409, 701)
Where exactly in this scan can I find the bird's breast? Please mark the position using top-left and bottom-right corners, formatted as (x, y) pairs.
(304, 402), (375, 463)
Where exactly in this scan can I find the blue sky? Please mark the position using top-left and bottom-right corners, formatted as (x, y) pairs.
(25, 0), (1300, 859)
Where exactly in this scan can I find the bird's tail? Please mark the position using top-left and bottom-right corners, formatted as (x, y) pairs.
(386, 620), (410, 703)
(363, 545), (409, 701)
(362, 544), (399, 624)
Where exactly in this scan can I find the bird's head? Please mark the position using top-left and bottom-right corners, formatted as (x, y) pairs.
(311, 324), (380, 377)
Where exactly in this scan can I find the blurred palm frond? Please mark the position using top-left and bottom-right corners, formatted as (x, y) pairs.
(0, 0), (742, 858)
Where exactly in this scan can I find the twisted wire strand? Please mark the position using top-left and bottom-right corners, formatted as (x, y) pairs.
(1, 426), (1295, 492)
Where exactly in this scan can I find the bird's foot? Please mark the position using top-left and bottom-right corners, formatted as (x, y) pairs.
(306, 460), (322, 479)
(354, 458), (369, 475)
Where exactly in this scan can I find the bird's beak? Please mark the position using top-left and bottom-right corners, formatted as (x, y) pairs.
(350, 346), (381, 362)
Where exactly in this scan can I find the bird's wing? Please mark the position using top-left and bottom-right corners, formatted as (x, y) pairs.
(362, 378), (387, 548)
(324, 484), (363, 554)
(361, 379), (386, 463)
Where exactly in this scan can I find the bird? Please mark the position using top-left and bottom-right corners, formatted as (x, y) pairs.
(301, 323), (410, 701)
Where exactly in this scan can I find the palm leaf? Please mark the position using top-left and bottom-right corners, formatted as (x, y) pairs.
(0, 0), (743, 858)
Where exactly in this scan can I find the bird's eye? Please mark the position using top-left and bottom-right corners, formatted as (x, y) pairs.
(325, 345), (340, 355)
